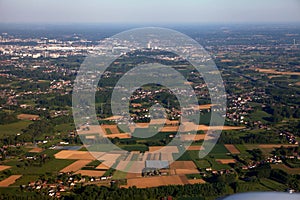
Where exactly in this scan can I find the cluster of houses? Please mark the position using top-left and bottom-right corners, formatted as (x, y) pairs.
(280, 131), (298, 145)
(22, 172), (113, 198)
(226, 95), (253, 125)
(204, 168), (236, 176)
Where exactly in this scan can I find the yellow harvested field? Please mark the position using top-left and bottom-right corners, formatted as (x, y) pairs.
(60, 160), (92, 173)
(197, 125), (245, 131)
(224, 144), (240, 154)
(130, 122), (244, 133)
(170, 161), (197, 170)
(101, 125), (120, 134)
(29, 147), (43, 153)
(75, 170), (106, 177)
(126, 173), (141, 179)
(149, 146), (179, 153)
(271, 164), (300, 174)
(188, 179), (206, 184)
(197, 104), (217, 110)
(115, 161), (145, 173)
(185, 145), (204, 151)
(0, 175), (22, 187)
(125, 175), (187, 188)
(78, 125), (130, 138)
(220, 59), (233, 63)
(253, 68), (300, 76)
(133, 120), (179, 130)
(170, 161), (199, 174)
(0, 165), (11, 171)
(161, 152), (174, 161)
(17, 114), (39, 120)
(258, 144), (298, 149)
(150, 119), (180, 125)
(180, 134), (206, 141)
(244, 144), (299, 150)
(175, 169), (200, 174)
(104, 133), (131, 139)
(128, 161), (145, 173)
(96, 161), (115, 170)
(184, 81), (193, 85)
(165, 120), (180, 125)
(160, 126), (179, 132)
(79, 125), (102, 135)
(134, 123), (150, 128)
(54, 150), (104, 160)
(216, 159), (236, 164)
(104, 115), (123, 120)
(181, 122), (245, 132)
(98, 153), (121, 161)
(131, 103), (142, 107)
(169, 169), (176, 175)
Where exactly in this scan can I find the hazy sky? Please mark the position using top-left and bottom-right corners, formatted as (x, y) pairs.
(0, 0), (300, 24)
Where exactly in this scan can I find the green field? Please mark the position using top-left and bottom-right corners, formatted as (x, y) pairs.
(235, 144), (249, 155)
(9, 159), (75, 175)
(12, 175), (40, 186)
(119, 144), (149, 152)
(105, 128), (112, 134)
(0, 121), (32, 138)
(249, 110), (271, 122)
(176, 144), (233, 170)
(207, 158), (232, 170)
(177, 144), (231, 160)
(271, 164), (300, 174)
(210, 144), (230, 154)
(194, 159), (211, 169)
(185, 173), (203, 179)
(54, 123), (75, 133)
(259, 178), (287, 191)
(113, 170), (127, 179)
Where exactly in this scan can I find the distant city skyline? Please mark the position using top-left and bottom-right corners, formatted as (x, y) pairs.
(0, 0), (300, 24)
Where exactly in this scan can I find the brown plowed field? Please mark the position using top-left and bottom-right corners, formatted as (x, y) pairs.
(224, 144), (240, 154)
(0, 175), (22, 187)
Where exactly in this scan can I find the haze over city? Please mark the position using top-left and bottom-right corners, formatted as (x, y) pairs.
(0, 0), (300, 24)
